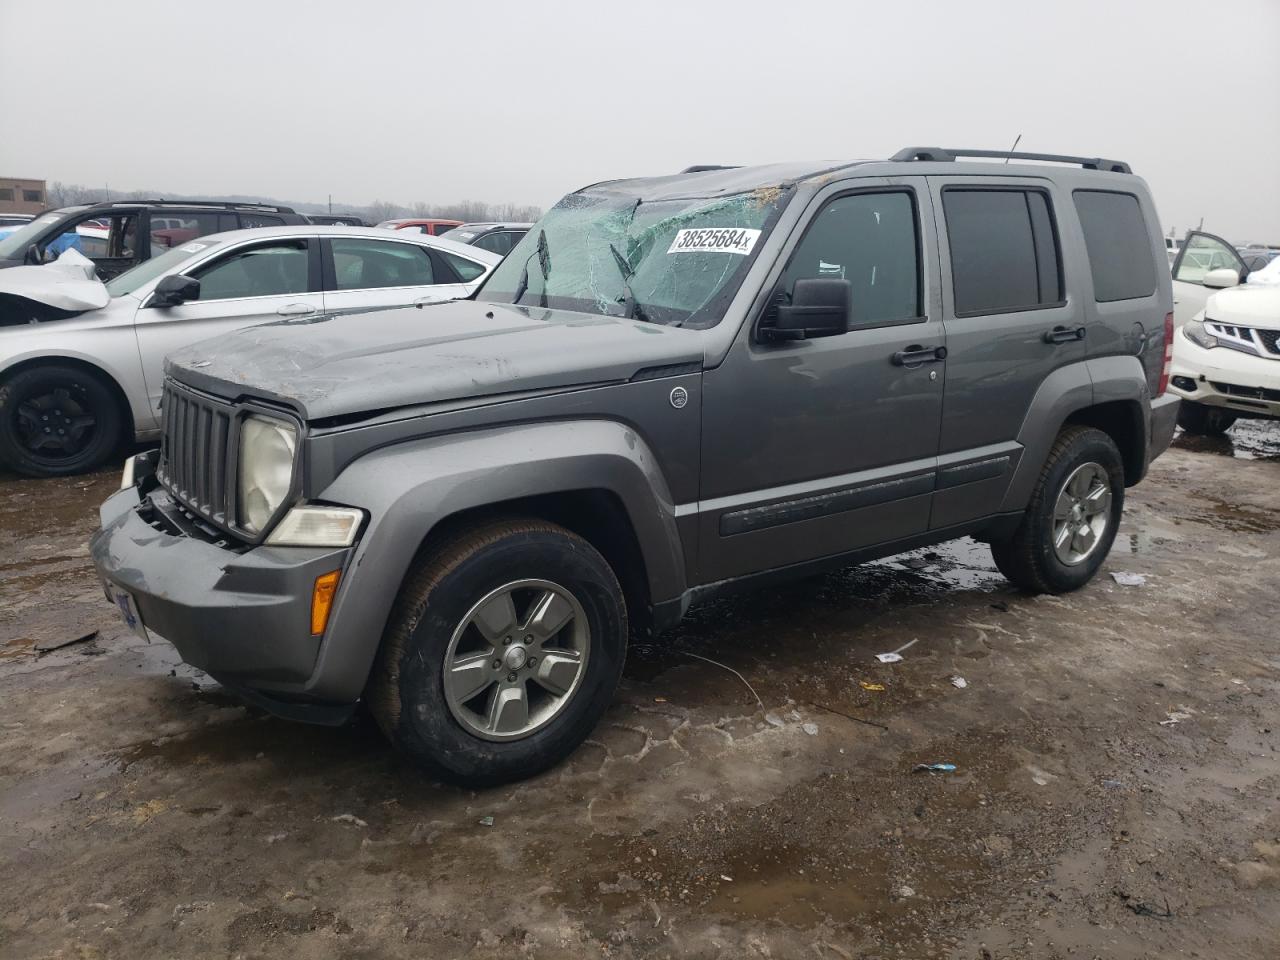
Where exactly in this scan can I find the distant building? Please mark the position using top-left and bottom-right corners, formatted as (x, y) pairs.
(0, 177), (47, 214)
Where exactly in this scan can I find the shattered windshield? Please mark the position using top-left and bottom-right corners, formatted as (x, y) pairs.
(477, 188), (790, 328)
(0, 208), (86, 259)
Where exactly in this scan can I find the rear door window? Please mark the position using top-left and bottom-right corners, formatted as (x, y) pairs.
(148, 213), (222, 254)
(238, 213), (285, 229)
(1073, 191), (1157, 301)
(942, 188), (1062, 316)
(330, 238), (436, 290)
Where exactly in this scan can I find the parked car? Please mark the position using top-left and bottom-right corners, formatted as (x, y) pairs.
(375, 218), (462, 236)
(1168, 284), (1280, 434)
(306, 214), (367, 227)
(0, 227), (498, 476)
(91, 147), (1178, 786)
(439, 221), (532, 256)
(0, 201), (309, 280)
(0, 213), (35, 229)
(1170, 229), (1258, 327)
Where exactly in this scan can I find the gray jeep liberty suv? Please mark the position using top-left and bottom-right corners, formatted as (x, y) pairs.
(91, 147), (1180, 785)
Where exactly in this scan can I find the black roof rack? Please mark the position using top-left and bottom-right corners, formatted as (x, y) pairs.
(890, 147), (1131, 175)
(102, 199), (296, 212)
(680, 165), (739, 174)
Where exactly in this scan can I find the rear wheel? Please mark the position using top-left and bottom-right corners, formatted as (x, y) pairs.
(1176, 400), (1236, 436)
(367, 519), (627, 786)
(0, 365), (123, 477)
(991, 425), (1124, 594)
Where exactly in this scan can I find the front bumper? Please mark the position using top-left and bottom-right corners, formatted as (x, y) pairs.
(1169, 337), (1280, 419)
(89, 485), (354, 706)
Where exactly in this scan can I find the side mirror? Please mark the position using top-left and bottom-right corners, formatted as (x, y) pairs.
(151, 274), (200, 306)
(1203, 267), (1242, 289)
(761, 277), (852, 342)
(24, 243), (42, 265)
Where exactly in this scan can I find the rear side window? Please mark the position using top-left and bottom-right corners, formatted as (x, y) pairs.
(331, 238), (435, 289)
(943, 188), (1062, 316)
(239, 213), (285, 229)
(441, 251), (487, 282)
(1073, 191), (1156, 302)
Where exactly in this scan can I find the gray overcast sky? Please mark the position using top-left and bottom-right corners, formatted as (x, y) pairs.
(1, 0), (1277, 240)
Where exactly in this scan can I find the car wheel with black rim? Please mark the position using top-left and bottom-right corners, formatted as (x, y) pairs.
(990, 425), (1125, 595)
(367, 519), (627, 786)
(0, 364), (123, 478)
(1176, 400), (1236, 436)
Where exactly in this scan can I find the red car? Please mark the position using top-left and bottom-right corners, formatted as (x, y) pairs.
(375, 218), (463, 237)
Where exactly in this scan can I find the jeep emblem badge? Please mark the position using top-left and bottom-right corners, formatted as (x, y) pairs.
(669, 386), (689, 409)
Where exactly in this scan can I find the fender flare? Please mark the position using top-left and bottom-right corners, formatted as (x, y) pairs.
(999, 356), (1149, 512)
(303, 419), (686, 702)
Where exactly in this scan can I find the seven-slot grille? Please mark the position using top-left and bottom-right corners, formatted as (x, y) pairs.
(156, 382), (234, 525)
(1204, 320), (1280, 358)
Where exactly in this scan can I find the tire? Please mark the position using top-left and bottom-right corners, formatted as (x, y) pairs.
(1176, 400), (1236, 436)
(0, 364), (124, 478)
(367, 519), (627, 786)
(990, 425), (1125, 595)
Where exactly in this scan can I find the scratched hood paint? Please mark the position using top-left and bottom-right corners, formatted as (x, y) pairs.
(166, 299), (706, 420)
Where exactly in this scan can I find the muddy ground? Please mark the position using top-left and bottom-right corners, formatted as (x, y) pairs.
(2, 422), (1280, 959)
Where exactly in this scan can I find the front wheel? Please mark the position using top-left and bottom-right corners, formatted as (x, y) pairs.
(0, 364), (124, 477)
(1176, 400), (1236, 436)
(991, 425), (1125, 594)
(367, 519), (627, 786)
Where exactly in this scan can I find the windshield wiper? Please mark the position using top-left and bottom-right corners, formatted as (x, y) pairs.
(511, 228), (551, 307)
(607, 242), (653, 324)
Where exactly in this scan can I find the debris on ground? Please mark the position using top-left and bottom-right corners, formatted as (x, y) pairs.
(478, 816), (495, 827)
(859, 681), (885, 692)
(897, 885), (916, 898)
(1111, 571), (1148, 586)
(1159, 708), (1194, 726)
(331, 814), (368, 828)
(950, 676), (968, 689)
(913, 763), (957, 774)
(765, 712), (785, 728)
(875, 638), (919, 664)
(801, 722), (819, 736)
(683, 651), (765, 711)
(1102, 779), (1124, 790)
(34, 630), (100, 655)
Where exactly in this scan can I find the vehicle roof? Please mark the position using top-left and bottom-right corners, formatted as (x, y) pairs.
(381, 218), (463, 226)
(179, 224), (502, 263)
(449, 221), (534, 232)
(577, 151), (1142, 202)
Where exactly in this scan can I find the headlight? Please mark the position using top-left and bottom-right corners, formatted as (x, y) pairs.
(237, 414), (298, 534)
(119, 454), (138, 490)
(1183, 320), (1218, 350)
(266, 506), (363, 547)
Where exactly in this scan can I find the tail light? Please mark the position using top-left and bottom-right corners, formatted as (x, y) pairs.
(1157, 311), (1174, 396)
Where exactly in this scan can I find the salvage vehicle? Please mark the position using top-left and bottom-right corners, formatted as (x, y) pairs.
(376, 218), (463, 236)
(1168, 284), (1280, 434)
(1171, 229), (1256, 327)
(439, 221), (532, 256)
(91, 148), (1179, 786)
(0, 200), (309, 280)
(0, 227), (498, 476)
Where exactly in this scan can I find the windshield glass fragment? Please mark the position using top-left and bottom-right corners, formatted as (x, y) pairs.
(477, 187), (790, 328)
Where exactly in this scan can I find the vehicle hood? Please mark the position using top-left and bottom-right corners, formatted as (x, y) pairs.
(167, 299), (707, 420)
(0, 249), (108, 317)
(1206, 285), (1280, 330)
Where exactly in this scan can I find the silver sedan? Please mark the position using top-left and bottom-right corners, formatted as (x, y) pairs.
(0, 226), (500, 477)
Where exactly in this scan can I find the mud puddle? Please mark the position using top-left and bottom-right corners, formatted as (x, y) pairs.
(1171, 419), (1280, 461)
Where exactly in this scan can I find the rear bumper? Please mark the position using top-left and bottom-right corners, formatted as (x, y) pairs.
(1148, 393), (1180, 462)
(89, 486), (353, 700)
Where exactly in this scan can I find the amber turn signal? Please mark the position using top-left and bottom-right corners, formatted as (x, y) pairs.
(311, 570), (341, 636)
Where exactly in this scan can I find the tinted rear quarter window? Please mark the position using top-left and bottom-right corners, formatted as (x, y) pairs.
(1072, 190), (1156, 302)
(943, 188), (1062, 315)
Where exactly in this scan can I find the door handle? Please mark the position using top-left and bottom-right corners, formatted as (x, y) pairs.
(891, 344), (947, 366)
(1043, 325), (1086, 345)
(276, 303), (317, 317)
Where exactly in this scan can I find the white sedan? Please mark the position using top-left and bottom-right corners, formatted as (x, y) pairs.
(0, 226), (499, 476)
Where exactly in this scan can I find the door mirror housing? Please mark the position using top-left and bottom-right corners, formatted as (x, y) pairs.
(761, 277), (852, 342)
(1203, 267), (1242, 289)
(151, 274), (200, 306)
(25, 243), (43, 265)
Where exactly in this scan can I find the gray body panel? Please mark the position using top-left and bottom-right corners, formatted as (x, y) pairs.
(91, 155), (1178, 714)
